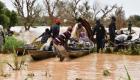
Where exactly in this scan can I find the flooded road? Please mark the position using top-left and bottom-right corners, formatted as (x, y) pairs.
(0, 53), (140, 80)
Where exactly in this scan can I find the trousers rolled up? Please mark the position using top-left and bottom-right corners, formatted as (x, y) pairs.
(53, 43), (69, 58)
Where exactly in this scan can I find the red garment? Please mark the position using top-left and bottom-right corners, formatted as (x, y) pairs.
(54, 19), (61, 24)
(53, 30), (71, 45)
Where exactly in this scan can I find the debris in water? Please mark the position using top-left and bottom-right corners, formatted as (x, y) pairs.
(27, 73), (34, 77)
(75, 78), (82, 80)
(2, 73), (11, 77)
(103, 69), (111, 76)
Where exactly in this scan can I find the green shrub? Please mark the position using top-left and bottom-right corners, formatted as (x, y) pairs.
(2, 36), (25, 53)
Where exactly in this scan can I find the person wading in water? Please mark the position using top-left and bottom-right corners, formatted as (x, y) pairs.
(109, 16), (117, 46)
(53, 26), (73, 61)
(92, 19), (106, 53)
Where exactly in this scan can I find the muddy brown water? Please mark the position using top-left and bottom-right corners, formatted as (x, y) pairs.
(0, 53), (140, 80)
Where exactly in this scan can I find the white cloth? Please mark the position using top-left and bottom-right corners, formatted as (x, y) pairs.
(115, 34), (128, 42)
(40, 37), (52, 50)
(0, 25), (3, 32)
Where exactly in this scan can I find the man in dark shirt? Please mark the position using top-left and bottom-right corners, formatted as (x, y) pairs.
(49, 19), (61, 51)
(109, 16), (116, 46)
(93, 19), (106, 53)
(35, 28), (51, 44)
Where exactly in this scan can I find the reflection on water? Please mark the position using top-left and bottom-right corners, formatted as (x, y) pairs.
(0, 54), (140, 80)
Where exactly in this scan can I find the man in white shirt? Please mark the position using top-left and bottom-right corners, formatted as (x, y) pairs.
(115, 34), (128, 44)
(115, 30), (132, 50)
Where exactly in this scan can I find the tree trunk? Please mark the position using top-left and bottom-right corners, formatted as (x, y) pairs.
(24, 23), (30, 31)
(24, 26), (30, 31)
(27, 26), (30, 31)
(48, 15), (54, 26)
(24, 23), (28, 31)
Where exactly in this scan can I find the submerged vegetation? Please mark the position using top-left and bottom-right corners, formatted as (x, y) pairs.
(118, 44), (140, 55)
(104, 43), (140, 55)
(104, 47), (113, 53)
(125, 44), (140, 55)
(5, 49), (27, 70)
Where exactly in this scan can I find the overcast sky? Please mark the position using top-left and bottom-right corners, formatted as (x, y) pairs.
(1, 0), (140, 18)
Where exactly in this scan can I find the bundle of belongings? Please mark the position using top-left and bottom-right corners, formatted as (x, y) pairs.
(134, 38), (140, 44)
(68, 32), (93, 50)
(114, 30), (132, 50)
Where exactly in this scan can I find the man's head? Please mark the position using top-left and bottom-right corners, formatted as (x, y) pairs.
(127, 34), (132, 40)
(54, 19), (61, 25)
(96, 19), (100, 25)
(120, 30), (124, 34)
(78, 23), (83, 29)
(80, 32), (86, 37)
(45, 28), (49, 32)
(67, 26), (73, 32)
(76, 17), (83, 23)
(111, 16), (116, 22)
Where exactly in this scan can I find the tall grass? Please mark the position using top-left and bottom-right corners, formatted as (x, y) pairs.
(6, 48), (27, 70)
(124, 65), (132, 80)
(119, 43), (140, 55)
(2, 36), (25, 53)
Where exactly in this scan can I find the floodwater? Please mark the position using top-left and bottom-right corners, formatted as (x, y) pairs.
(2, 27), (140, 80)
(0, 53), (140, 80)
